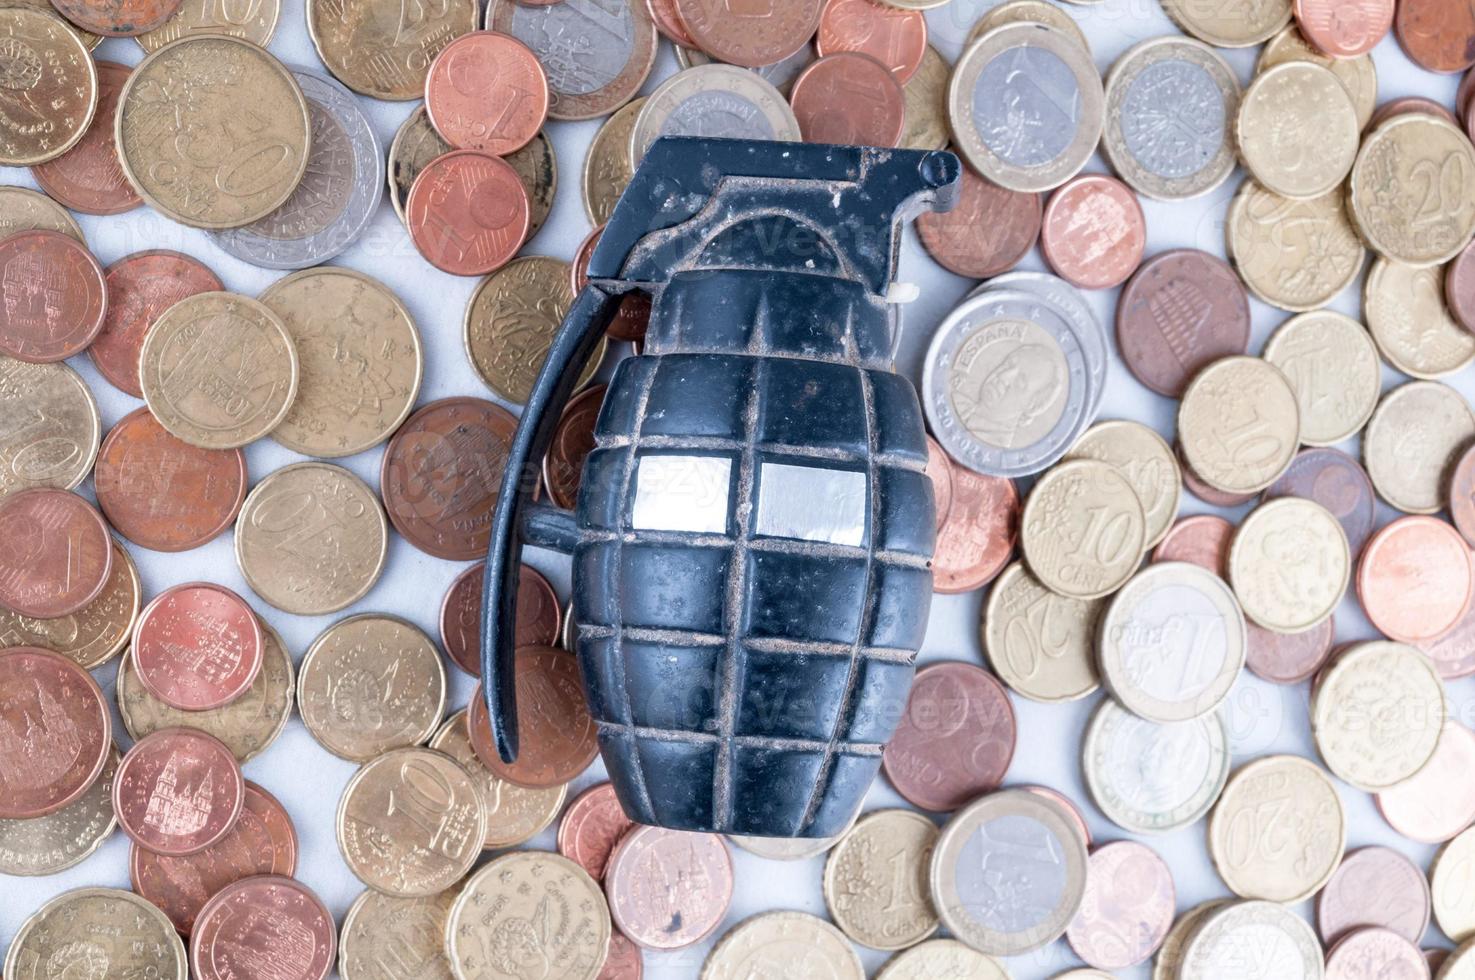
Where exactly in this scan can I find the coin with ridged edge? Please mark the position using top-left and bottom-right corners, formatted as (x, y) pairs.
(1350, 114), (1475, 267)
(0, 745), (118, 876)
(429, 710), (565, 850)
(823, 809), (939, 951)
(0, 538), (137, 670)
(339, 887), (459, 980)
(983, 561), (1101, 703)
(631, 64), (799, 164)
(3, 887), (185, 980)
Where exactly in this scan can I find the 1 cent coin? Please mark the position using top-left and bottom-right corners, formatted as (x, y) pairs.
(132, 582), (262, 711)
(1117, 250), (1251, 398)
(30, 60), (140, 215)
(0, 647), (110, 818)
(0, 488), (112, 617)
(0, 230), (107, 363)
(558, 781), (635, 881)
(607, 826), (734, 950)
(439, 561), (560, 677)
(0, 538), (137, 671)
(114, 727), (244, 855)
(1264, 448), (1378, 558)
(190, 875), (335, 980)
(89, 250), (222, 397)
(469, 645), (599, 789)
(407, 149), (529, 276)
(425, 30), (548, 155)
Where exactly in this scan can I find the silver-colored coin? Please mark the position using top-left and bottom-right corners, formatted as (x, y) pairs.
(923, 289), (1092, 478)
(972, 271), (1107, 419)
(1180, 901), (1324, 980)
(1082, 698), (1229, 835)
(929, 788), (1089, 956)
(631, 64), (799, 164)
(948, 23), (1104, 193)
(674, 41), (814, 93)
(729, 804), (857, 860)
(1098, 561), (1247, 723)
(210, 67), (382, 270)
(1102, 36), (1240, 201)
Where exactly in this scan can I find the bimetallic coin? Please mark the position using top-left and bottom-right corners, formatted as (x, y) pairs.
(1116, 250), (1251, 398)
(431, 710), (565, 850)
(1066, 419), (1179, 549)
(1364, 382), (1475, 514)
(90, 250), (222, 398)
(701, 911), (862, 980)
(1178, 355), (1300, 494)
(113, 727), (244, 855)
(1021, 459), (1146, 599)
(139, 292), (299, 450)
(407, 149), (529, 276)
(816, 0), (924, 80)
(117, 35), (311, 228)
(1066, 840), (1175, 969)
(674, 39), (814, 92)
(1083, 699), (1229, 834)
(582, 97), (643, 225)
(1229, 498), (1348, 634)
(190, 876), (335, 980)
(824, 809), (938, 950)
(1261, 312), (1379, 445)
(259, 267), (423, 458)
(631, 65), (799, 163)
(0, 489), (112, 617)
(1209, 755), (1345, 902)
(558, 782), (634, 880)
(1181, 901), (1323, 980)
(1359, 517), (1474, 644)
(486, 0), (658, 121)
(1227, 181), (1365, 312)
(1318, 847), (1431, 947)
(1435, 828), (1475, 943)
(930, 789), (1089, 956)
(0, 231), (107, 363)
(425, 30), (547, 155)
(1377, 724), (1475, 843)
(3, 887), (185, 980)
(131, 582), (262, 710)
(468, 646), (599, 789)
(135, 0), (280, 50)
(948, 23), (1103, 193)
(900, 45), (949, 151)
(307, 0), (475, 100)
(339, 888), (458, 980)
(1102, 37), (1240, 201)
(298, 614), (446, 763)
(0, 744), (117, 875)
(0, 356), (98, 494)
(607, 827), (734, 950)
(1098, 562), (1246, 722)
(211, 68), (384, 269)
(1154, 901), (1230, 980)
(1351, 114), (1475, 266)
(0, 6), (96, 165)
(677, 0), (820, 69)
(1315, 643), (1439, 791)
(984, 562), (1100, 703)
(915, 164), (1041, 280)
(449, 857), (611, 980)
(30, 60), (140, 215)
(876, 940), (1007, 979)
(1366, 258), (1475, 379)
(0, 538), (136, 670)
(1237, 62), (1358, 199)
(337, 747), (485, 896)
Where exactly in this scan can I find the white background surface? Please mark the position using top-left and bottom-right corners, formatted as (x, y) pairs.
(2, 1), (1471, 977)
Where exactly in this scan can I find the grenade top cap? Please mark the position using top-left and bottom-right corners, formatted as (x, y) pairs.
(588, 138), (962, 296)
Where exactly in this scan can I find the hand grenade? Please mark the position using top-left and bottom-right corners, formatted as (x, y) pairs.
(481, 137), (961, 837)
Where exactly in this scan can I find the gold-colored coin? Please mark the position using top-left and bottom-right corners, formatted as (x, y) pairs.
(876, 940), (1008, 980)
(135, 0), (280, 51)
(823, 809), (938, 951)
(0, 539), (137, 669)
(1153, 901), (1230, 980)
(464, 256), (605, 406)
(3, 887), (186, 979)
(13, 0), (101, 47)
(0, 6), (96, 165)
(138, 291), (299, 450)
(1261, 311), (1380, 446)
(0, 356), (99, 495)
(1312, 641), (1445, 791)
(1236, 62), (1358, 200)
(1207, 754), (1345, 903)
(235, 462), (388, 615)
(1065, 419), (1180, 549)
(0, 745), (118, 875)
(1258, 26), (1375, 129)
(340, 886), (459, 980)
(900, 46), (948, 152)
(1365, 258), (1475, 379)
(448, 851), (611, 980)
(0, 185), (85, 241)
(1434, 828), (1475, 944)
(966, 0), (1092, 52)
(117, 622), (295, 763)
(983, 562), (1101, 703)
(1020, 459), (1147, 600)
(1446, 941), (1475, 980)
(582, 96), (644, 227)
(337, 747), (485, 897)
(117, 35), (310, 229)
(703, 911), (863, 980)
(259, 267), (423, 457)
(1351, 113), (1475, 267)
(429, 710), (565, 850)
(1177, 355), (1299, 494)
(1228, 498), (1348, 634)
(1161, 0), (1291, 47)
(298, 613), (446, 763)
(307, 0), (476, 100)
(506, 130), (557, 240)
(1364, 381), (1475, 514)
(729, 807), (857, 861)
(1225, 179), (1365, 313)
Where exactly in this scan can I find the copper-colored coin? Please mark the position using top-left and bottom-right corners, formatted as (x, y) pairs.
(1455, 447), (1475, 547)
(425, 30), (548, 155)
(1317, 846), (1430, 947)
(1179, 447), (1258, 508)
(406, 149), (529, 276)
(1324, 928), (1428, 980)
(130, 781), (298, 934)
(572, 225), (650, 342)
(94, 407), (246, 552)
(816, 0), (926, 81)
(0, 230), (107, 363)
(1247, 616), (1335, 685)
(1369, 96), (1459, 130)
(1117, 249), (1251, 398)
(672, 0), (821, 69)
(916, 163), (1041, 279)
(190, 875), (335, 980)
(1021, 783), (1092, 848)
(1264, 447), (1378, 558)
(0, 646), (110, 818)
(1153, 514), (1233, 578)
(790, 52), (905, 147)
(0, 488), (112, 617)
(647, 0), (694, 45)
(1447, 239), (1475, 335)
(88, 250), (222, 398)
(1377, 723), (1475, 842)
(439, 561), (560, 677)
(380, 396), (519, 561)
(1041, 174), (1146, 291)
(1358, 516), (1473, 644)
(1424, 557), (1475, 679)
(545, 384), (605, 510)
(601, 931), (645, 980)
(1395, 0), (1475, 73)
(925, 435), (953, 532)
(0, 538), (137, 670)
(1066, 840), (1176, 970)
(131, 582), (263, 711)
(114, 727), (244, 855)
(49, 0), (182, 35)
(1294, 0), (1393, 57)
(468, 645), (599, 788)
(30, 61), (140, 215)
(558, 782), (634, 882)
(606, 825), (734, 950)
(933, 462), (1018, 594)
(882, 661), (1016, 812)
